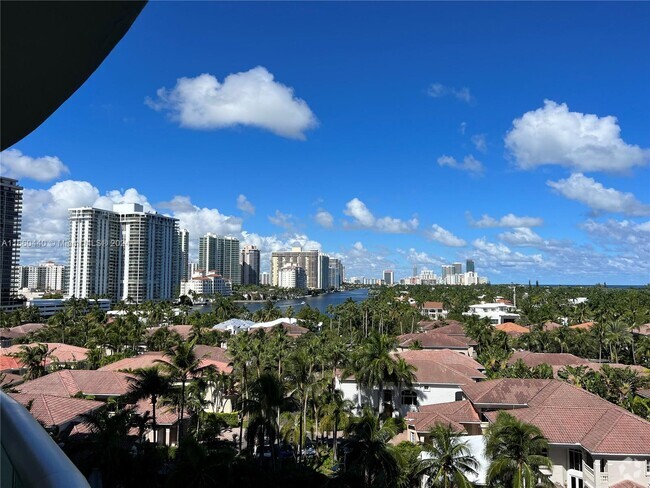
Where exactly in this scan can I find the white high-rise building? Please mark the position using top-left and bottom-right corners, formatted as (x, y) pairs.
(20, 261), (67, 291)
(260, 272), (271, 286)
(271, 247), (329, 289)
(68, 204), (180, 303)
(68, 207), (120, 299)
(278, 263), (307, 289)
(241, 245), (261, 285)
(199, 234), (241, 285)
(179, 229), (189, 281)
(115, 203), (179, 303)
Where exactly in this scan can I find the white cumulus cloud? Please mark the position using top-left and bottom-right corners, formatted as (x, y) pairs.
(426, 224), (466, 247)
(505, 100), (649, 172)
(237, 194), (255, 215)
(547, 173), (650, 216)
(268, 210), (296, 231)
(498, 227), (544, 247)
(427, 83), (473, 103)
(343, 198), (418, 233)
(0, 149), (69, 182)
(467, 212), (544, 228)
(437, 155), (484, 176)
(146, 66), (318, 139)
(315, 210), (334, 228)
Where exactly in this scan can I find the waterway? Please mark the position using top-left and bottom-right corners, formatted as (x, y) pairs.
(193, 288), (370, 316)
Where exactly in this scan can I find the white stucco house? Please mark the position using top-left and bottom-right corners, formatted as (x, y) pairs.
(336, 349), (485, 417)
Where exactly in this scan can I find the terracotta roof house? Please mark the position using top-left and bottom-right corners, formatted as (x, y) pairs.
(494, 322), (530, 337)
(570, 321), (595, 330)
(541, 321), (563, 331)
(508, 351), (591, 368)
(404, 399), (483, 443)
(0, 343), (89, 375)
(638, 389), (650, 399)
(632, 323), (650, 336)
(336, 348), (485, 417)
(16, 370), (132, 399)
(145, 325), (193, 341)
(9, 392), (103, 432)
(0, 371), (23, 388)
(249, 322), (310, 338)
(397, 324), (477, 357)
(418, 319), (465, 331)
(458, 379), (650, 488)
(0, 323), (47, 346)
(420, 301), (448, 320)
(98, 346), (232, 374)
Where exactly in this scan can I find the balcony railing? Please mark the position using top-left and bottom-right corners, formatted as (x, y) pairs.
(583, 464), (595, 486)
(0, 391), (89, 487)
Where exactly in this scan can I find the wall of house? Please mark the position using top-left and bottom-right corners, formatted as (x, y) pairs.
(605, 458), (650, 487)
(548, 445), (568, 486)
(337, 380), (462, 416)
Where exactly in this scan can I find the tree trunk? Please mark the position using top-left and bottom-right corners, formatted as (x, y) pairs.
(179, 377), (186, 443)
(152, 396), (157, 445)
(378, 382), (384, 414)
(333, 418), (338, 461)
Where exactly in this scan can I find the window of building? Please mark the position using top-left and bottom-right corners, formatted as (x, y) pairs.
(383, 390), (393, 403)
(401, 390), (418, 406)
(455, 391), (464, 401)
(646, 460), (650, 476)
(600, 460), (607, 473)
(568, 449), (582, 471)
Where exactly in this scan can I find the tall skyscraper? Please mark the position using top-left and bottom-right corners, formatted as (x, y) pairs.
(466, 259), (475, 273)
(453, 262), (463, 275)
(278, 263), (307, 289)
(271, 247), (327, 289)
(68, 207), (121, 299)
(68, 204), (180, 303)
(115, 203), (179, 303)
(179, 229), (189, 281)
(260, 271), (271, 286)
(329, 258), (343, 290)
(241, 245), (261, 285)
(198, 233), (241, 285)
(0, 178), (23, 309)
(383, 270), (394, 285)
(441, 265), (454, 280)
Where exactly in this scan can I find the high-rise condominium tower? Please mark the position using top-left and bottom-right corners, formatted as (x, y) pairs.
(179, 229), (189, 281)
(383, 270), (394, 286)
(0, 177), (23, 309)
(198, 233), (241, 285)
(453, 262), (463, 275)
(271, 247), (329, 289)
(68, 207), (121, 299)
(466, 259), (475, 273)
(68, 203), (179, 302)
(241, 245), (261, 285)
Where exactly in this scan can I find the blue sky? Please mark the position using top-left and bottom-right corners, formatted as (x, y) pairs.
(2, 2), (649, 284)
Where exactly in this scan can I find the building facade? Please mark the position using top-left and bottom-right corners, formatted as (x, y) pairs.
(278, 263), (307, 289)
(383, 270), (394, 286)
(240, 245), (260, 285)
(0, 178), (23, 309)
(198, 234), (241, 285)
(328, 258), (343, 290)
(271, 247), (325, 289)
(20, 261), (67, 292)
(180, 271), (232, 297)
(68, 204), (179, 303)
(179, 229), (189, 281)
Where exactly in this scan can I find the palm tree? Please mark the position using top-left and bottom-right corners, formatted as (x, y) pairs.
(127, 367), (171, 444)
(485, 412), (552, 488)
(155, 339), (202, 442)
(349, 332), (399, 414)
(321, 389), (353, 462)
(13, 343), (51, 380)
(241, 372), (288, 461)
(418, 423), (478, 488)
(344, 408), (400, 487)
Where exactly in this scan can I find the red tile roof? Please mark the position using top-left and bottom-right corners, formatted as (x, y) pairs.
(9, 392), (103, 428)
(98, 347), (232, 374)
(398, 332), (476, 350)
(17, 370), (132, 397)
(569, 321), (595, 330)
(0, 372), (23, 387)
(609, 481), (646, 488)
(495, 322), (529, 336)
(0, 355), (23, 371)
(394, 349), (485, 385)
(418, 399), (481, 423)
(638, 389), (650, 399)
(508, 351), (590, 368)
(632, 323), (650, 336)
(466, 379), (650, 455)
(1, 343), (89, 364)
(145, 325), (193, 340)
(134, 398), (181, 425)
(418, 319), (465, 331)
(541, 321), (563, 331)
(0, 323), (47, 339)
(422, 302), (445, 310)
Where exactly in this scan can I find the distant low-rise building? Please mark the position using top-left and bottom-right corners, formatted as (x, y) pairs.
(420, 301), (448, 320)
(464, 302), (520, 325)
(180, 270), (232, 297)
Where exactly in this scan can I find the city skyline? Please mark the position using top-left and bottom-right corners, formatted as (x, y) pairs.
(1, 3), (649, 285)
